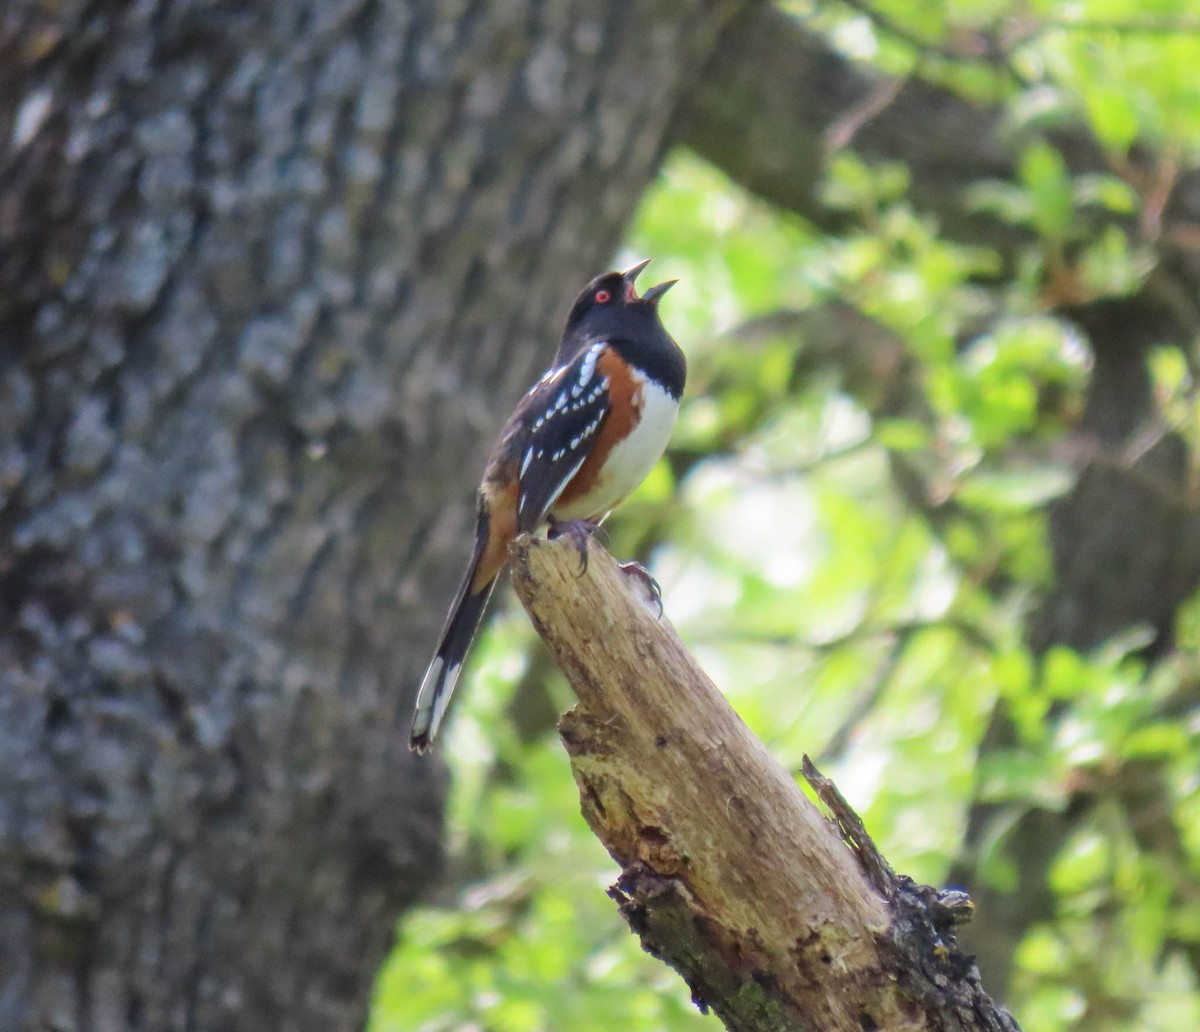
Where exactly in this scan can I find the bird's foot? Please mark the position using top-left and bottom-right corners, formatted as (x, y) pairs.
(547, 518), (599, 574)
(618, 561), (663, 619)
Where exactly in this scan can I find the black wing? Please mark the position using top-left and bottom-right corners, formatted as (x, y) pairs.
(513, 342), (611, 534)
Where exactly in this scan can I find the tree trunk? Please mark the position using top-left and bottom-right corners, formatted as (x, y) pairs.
(0, 1), (743, 1028)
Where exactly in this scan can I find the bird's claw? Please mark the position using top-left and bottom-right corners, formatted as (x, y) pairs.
(619, 561), (663, 618)
(547, 518), (598, 575)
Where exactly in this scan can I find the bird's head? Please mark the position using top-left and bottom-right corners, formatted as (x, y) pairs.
(559, 259), (677, 357)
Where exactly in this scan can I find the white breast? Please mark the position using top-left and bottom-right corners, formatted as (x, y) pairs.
(551, 369), (679, 522)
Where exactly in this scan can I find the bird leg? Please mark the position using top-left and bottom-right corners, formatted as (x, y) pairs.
(546, 517), (599, 574)
(618, 561), (664, 619)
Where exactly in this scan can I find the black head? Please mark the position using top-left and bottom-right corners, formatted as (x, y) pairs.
(557, 258), (678, 364)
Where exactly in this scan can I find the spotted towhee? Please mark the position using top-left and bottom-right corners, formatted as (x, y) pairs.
(410, 259), (685, 753)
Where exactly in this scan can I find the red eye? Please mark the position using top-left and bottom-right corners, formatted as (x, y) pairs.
(594, 289), (611, 303)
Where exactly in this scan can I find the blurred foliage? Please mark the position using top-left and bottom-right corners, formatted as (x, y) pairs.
(374, 1), (1200, 1029)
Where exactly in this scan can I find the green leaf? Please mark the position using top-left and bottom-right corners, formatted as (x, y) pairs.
(956, 466), (1074, 512)
(1084, 83), (1140, 153)
(1018, 141), (1075, 243)
(875, 418), (932, 452)
(1121, 722), (1191, 760)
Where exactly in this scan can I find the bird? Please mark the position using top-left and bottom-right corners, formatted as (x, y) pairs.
(409, 258), (686, 754)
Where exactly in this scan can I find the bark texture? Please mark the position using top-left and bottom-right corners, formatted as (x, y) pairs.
(511, 535), (1019, 1032)
(0, 1), (744, 1028)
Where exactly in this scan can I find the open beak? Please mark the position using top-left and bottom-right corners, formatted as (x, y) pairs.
(641, 279), (678, 305)
(622, 258), (653, 285)
(622, 258), (677, 305)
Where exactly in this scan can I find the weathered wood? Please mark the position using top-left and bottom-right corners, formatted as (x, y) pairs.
(511, 534), (1020, 1032)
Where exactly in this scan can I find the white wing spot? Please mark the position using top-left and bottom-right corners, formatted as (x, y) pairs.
(520, 448), (534, 477)
(572, 343), (604, 398)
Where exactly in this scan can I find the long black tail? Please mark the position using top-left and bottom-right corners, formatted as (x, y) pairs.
(410, 514), (498, 753)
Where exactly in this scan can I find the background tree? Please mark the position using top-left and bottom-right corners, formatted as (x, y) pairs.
(0, 1), (741, 1029)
